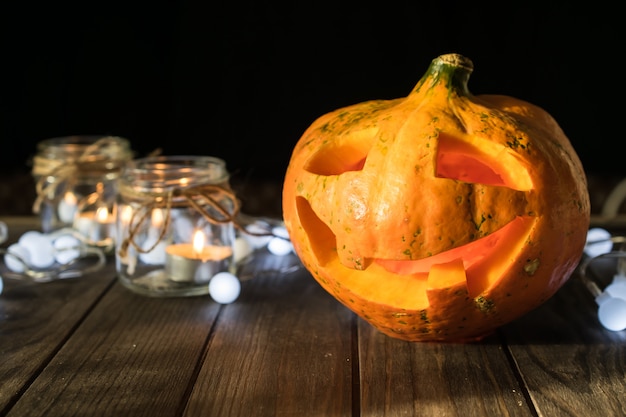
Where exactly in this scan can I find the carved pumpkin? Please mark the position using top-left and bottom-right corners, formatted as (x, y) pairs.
(282, 53), (590, 342)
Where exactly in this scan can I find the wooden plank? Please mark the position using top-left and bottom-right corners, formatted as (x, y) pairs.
(0, 217), (117, 413)
(184, 252), (355, 417)
(501, 275), (626, 417)
(0, 216), (40, 235)
(5, 279), (221, 417)
(358, 322), (533, 417)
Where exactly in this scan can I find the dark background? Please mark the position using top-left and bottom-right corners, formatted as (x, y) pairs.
(0, 1), (622, 190)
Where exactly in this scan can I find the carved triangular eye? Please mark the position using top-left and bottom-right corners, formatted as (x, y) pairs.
(435, 133), (532, 191)
(304, 135), (370, 176)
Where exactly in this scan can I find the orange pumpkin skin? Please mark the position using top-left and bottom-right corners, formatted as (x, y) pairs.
(282, 53), (590, 342)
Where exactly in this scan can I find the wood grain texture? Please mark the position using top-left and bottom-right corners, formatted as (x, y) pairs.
(501, 276), (626, 417)
(5, 279), (221, 417)
(1, 216), (625, 417)
(358, 322), (532, 417)
(184, 258), (354, 417)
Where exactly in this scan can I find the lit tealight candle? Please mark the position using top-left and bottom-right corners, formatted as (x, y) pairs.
(74, 206), (115, 243)
(165, 229), (233, 283)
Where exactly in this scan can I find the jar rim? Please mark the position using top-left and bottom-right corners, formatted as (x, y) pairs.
(37, 135), (131, 152)
(120, 155), (230, 193)
(32, 135), (133, 177)
(125, 155), (227, 171)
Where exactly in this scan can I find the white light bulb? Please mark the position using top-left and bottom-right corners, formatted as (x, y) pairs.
(4, 243), (31, 273)
(208, 272), (241, 304)
(606, 275), (626, 300)
(597, 296), (626, 331)
(18, 230), (48, 247)
(267, 237), (293, 256)
(584, 228), (613, 258)
(267, 225), (293, 255)
(53, 234), (81, 265)
(243, 221), (272, 249)
(18, 231), (55, 269)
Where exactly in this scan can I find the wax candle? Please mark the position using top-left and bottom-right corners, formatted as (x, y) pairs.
(165, 229), (232, 282)
(74, 206), (115, 243)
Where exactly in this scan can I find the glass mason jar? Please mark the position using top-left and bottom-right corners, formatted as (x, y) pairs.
(31, 135), (133, 251)
(115, 156), (239, 297)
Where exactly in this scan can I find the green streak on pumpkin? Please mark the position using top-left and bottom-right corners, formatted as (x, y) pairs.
(420, 310), (429, 323)
(475, 296), (495, 314)
(506, 135), (526, 150)
(473, 214), (487, 230)
(524, 258), (540, 275)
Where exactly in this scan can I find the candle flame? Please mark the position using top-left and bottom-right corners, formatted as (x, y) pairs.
(96, 206), (109, 223)
(192, 229), (205, 256)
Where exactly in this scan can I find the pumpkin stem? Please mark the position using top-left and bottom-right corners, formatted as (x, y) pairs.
(413, 53), (474, 96)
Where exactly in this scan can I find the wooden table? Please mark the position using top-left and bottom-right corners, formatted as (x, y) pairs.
(1, 216), (625, 417)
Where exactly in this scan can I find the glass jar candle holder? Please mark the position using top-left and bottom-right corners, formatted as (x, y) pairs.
(31, 135), (133, 251)
(115, 156), (239, 297)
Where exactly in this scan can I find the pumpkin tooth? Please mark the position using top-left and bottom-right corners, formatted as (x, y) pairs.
(427, 258), (467, 289)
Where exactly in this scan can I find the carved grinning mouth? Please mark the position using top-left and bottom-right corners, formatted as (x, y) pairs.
(375, 215), (535, 297)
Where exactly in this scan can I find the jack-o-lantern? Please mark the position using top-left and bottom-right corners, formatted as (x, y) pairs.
(282, 53), (590, 342)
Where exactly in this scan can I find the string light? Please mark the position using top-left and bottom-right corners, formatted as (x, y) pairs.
(581, 228), (626, 331)
(0, 217), (300, 299)
(0, 228), (106, 292)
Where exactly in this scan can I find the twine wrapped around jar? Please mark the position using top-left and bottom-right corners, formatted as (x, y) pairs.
(31, 136), (132, 214)
(117, 182), (242, 259)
